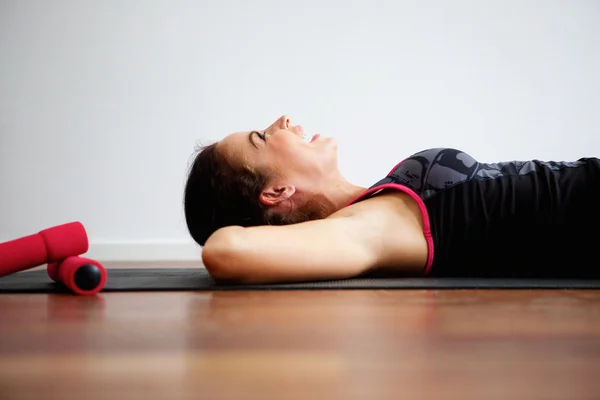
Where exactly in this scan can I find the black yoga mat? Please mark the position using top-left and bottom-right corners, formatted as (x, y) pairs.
(1, 268), (600, 293)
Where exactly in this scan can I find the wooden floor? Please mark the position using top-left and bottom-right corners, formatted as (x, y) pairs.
(1, 286), (600, 399)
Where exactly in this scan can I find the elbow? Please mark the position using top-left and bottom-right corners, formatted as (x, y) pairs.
(201, 226), (246, 284)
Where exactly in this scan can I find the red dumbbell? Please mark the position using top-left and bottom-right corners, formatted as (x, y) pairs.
(0, 222), (89, 277)
(0, 221), (107, 295)
(48, 256), (107, 296)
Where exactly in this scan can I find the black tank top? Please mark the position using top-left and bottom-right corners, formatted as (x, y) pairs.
(346, 148), (600, 278)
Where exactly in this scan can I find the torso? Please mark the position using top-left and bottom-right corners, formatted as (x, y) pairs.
(346, 148), (600, 278)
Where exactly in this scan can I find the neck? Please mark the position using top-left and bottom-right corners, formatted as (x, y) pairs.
(312, 173), (367, 216)
(327, 180), (367, 211)
(285, 171), (367, 220)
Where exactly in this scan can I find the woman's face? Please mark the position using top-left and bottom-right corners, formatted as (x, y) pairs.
(218, 115), (339, 184)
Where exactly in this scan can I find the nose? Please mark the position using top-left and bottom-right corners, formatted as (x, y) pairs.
(277, 115), (291, 129)
(267, 115), (302, 137)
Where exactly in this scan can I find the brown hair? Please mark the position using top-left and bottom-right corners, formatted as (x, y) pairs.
(183, 142), (324, 246)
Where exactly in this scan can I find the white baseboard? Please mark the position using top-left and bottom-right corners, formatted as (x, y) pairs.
(84, 241), (203, 263)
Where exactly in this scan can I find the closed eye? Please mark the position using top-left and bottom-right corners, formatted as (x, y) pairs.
(249, 131), (267, 149)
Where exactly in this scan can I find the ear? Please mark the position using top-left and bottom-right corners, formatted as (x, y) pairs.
(259, 184), (296, 206)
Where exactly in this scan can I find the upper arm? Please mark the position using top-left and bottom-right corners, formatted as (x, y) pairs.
(202, 216), (377, 284)
(201, 192), (428, 284)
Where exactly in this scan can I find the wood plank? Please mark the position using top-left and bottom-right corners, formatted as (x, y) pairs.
(1, 289), (599, 399)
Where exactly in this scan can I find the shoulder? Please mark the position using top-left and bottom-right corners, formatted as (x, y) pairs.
(331, 190), (429, 274)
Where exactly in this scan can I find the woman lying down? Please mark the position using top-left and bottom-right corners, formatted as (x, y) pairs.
(183, 115), (600, 284)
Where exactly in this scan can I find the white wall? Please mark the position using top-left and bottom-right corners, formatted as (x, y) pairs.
(1, 0), (599, 261)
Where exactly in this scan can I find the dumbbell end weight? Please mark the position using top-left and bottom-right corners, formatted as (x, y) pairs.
(48, 256), (107, 295)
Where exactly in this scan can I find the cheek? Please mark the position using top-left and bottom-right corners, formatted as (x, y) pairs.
(275, 138), (301, 157)
(271, 137), (316, 167)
